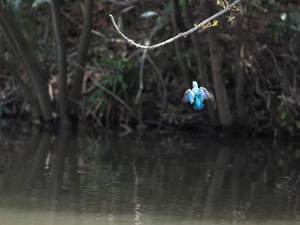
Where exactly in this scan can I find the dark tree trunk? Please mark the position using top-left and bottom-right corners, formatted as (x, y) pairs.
(172, 0), (190, 88)
(204, 0), (232, 127)
(50, 0), (70, 127)
(235, 13), (248, 126)
(70, 0), (94, 123)
(0, 6), (53, 121)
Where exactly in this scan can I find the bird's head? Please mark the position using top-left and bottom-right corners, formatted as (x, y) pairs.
(192, 81), (198, 88)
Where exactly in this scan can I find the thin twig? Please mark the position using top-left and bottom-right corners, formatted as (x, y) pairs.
(0, 95), (19, 105)
(135, 45), (148, 105)
(89, 76), (140, 121)
(69, 97), (103, 128)
(134, 22), (167, 107)
(146, 55), (167, 131)
(106, 0), (138, 6)
(109, 0), (242, 49)
(72, 61), (140, 121)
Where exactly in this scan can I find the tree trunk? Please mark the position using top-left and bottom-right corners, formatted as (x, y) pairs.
(235, 13), (248, 126)
(50, 0), (69, 126)
(172, 0), (190, 88)
(204, 1), (232, 127)
(0, 6), (53, 121)
(70, 0), (94, 122)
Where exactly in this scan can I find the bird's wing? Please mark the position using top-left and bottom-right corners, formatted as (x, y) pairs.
(200, 87), (214, 100)
(182, 89), (195, 104)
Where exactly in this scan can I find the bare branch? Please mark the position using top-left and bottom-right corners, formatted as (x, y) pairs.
(109, 0), (242, 50)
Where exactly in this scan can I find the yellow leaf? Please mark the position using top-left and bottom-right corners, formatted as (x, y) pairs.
(213, 20), (218, 26)
(227, 16), (235, 22)
(233, 5), (240, 11)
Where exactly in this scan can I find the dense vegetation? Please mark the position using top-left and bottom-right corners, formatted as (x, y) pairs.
(0, 0), (299, 136)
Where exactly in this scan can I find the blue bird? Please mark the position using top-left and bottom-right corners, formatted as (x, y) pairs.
(182, 81), (213, 110)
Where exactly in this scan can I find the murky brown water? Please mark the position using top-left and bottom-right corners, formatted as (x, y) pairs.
(0, 132), (299, 224)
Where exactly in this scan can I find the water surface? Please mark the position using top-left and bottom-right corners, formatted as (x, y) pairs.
(0, 132), (299, 224)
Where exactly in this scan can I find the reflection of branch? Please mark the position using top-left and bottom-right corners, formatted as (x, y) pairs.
(109, 0), (241, 50)
(132, 161), (142, 225)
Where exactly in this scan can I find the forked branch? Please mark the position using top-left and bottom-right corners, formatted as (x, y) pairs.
(109, 0), (242, 50)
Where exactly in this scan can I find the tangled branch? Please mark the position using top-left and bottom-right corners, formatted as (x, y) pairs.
(109, 0), (242, 50)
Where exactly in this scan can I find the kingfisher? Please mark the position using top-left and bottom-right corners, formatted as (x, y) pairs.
(182, 81), (213, 110)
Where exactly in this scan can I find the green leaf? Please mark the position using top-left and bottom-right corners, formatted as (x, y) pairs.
(278, 158), (284, 167)
(32, 0), (51, 8)
(273, 25), (281, 42)
(141, 11), (158, 18)
(163, 0), (172, 14)
(155, 16), (163, 28)
(179, 0), (184, 8)
(7, 0), (21, 14)
(280, 111), (287, 120)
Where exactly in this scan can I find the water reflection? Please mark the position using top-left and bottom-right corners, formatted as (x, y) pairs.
(0, 132), (299, 225)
